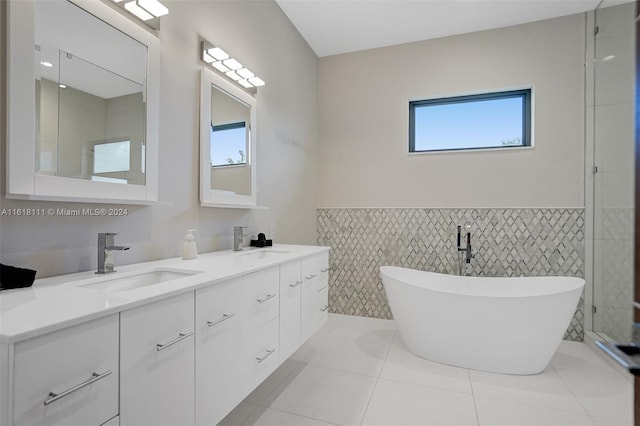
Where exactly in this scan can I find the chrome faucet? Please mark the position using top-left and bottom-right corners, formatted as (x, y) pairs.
(456, 224), (474, 275)
(97, 233), (130, 274)
(233, 226), (251, 251)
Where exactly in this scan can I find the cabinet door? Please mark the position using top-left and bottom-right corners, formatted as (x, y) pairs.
(242, 267), (279, 335)
(317, 251), (330, 327)
(120, 292), (195, 426)
(301, 255), (320, 341)
(279, 260), (302, 361)
(318, 250), (329, 290)
(195, 278), (243, 426)
(13, 314), (119, 426)
(318, 286), (329, 325)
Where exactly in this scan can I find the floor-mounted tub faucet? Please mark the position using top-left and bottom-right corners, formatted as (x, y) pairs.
(97, 232), (130, 274)
(456, 224), (474, 275)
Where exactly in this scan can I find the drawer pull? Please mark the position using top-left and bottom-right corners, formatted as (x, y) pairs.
(44, 370), (112, 406)
(289, 281), (303, 288)
(257, 294), (276, 304)
(305, 274), (317, 280)
(207, 313), (235, 327)
(320, 305), (329, 312)
(156, 332), (193, 352)
(256, 349), (276, 363)
(321, 268), (330, 273)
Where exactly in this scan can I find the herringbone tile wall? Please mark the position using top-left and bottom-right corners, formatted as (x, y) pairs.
(317, 208), (585, 341)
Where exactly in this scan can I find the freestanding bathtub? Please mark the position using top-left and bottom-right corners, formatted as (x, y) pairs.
(380, 266), (585, 375)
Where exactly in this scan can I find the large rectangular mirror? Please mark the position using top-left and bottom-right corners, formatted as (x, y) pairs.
(200, 67), (257, 207)
(7, 0), (160, 203)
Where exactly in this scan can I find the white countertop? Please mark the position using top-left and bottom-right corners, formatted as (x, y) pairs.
(0, 244), (329, 344)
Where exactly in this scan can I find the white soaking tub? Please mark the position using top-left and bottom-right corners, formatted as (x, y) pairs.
(380, 266), (585, 374)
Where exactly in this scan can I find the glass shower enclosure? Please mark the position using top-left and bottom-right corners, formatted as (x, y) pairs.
(589, 1), (636, 342)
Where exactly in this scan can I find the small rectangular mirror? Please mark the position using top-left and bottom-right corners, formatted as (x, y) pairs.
(7, 0), (160, 203)
(200, 67), (257, 207)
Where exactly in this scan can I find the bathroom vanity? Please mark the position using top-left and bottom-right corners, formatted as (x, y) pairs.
(0, 245), (329, 426)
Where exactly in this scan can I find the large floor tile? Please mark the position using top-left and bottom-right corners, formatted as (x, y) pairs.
(307, 323), (395, 377)
(551, 342), (633, 422)
(361, 378), (477, 426)
(245, 358), (308, 406)
(475, 396), (597, 426)
(241, 407), (338, 426)
(469, 366), (586, 414)
(219, 402), (260, 426)
(592, 415), (633, 426)
(380, 334), (472, 393)
(268, 365), (377, 425)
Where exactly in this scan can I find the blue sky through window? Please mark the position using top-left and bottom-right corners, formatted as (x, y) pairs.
(413, 95), (525, 151)
(210, 124), (246, 166)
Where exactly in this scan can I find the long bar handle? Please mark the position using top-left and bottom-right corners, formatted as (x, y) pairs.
(320, 268), (330, 273)
(207, 313), (235, 327)
(320, 305), (329, 312)
(305, 274), (317, 280)
(256, 349), (276, 363)
(44, 370), (112, 406)
(257, 294), (276, 304)
(156, 332), (193, 352)
(289, 281), (303, 288)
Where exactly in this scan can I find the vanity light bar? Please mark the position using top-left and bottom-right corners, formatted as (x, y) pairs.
(201, 41), (266, 92)
(118, 0), (169, 21)
(124, 1), (154, 20)
(137, 0), (168, 17)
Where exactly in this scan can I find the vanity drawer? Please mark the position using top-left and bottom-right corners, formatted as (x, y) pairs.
(195, 278), (243, 426)
(242, 266), (279, 335)
(12, 314), (119, 426)
(242, 317), (280, 393)
(120, 292), (195, 426)
(301, 255), (320, 282)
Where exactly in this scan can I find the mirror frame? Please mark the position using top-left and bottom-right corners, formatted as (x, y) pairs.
(200, 67), (257, 207)
(7, 0), (160, 204)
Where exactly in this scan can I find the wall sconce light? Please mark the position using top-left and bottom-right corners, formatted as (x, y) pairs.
(113, 0), (169, 21)
(201, 40), (265, 93)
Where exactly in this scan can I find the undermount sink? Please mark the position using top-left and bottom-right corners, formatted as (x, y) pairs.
(77, 268), (203, 293)
(238, 249), (290, 261)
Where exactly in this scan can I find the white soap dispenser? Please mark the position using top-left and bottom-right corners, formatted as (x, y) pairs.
(182, 229), (198, 260)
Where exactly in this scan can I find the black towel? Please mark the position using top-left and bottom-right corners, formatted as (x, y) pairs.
(250, 232), (273, 247)
(0, 264), (37, 291)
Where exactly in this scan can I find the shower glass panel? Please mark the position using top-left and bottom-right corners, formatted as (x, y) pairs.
(591, 2), (635, 342)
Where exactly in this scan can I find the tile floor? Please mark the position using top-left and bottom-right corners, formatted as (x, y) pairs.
(220, 314), (633, 426)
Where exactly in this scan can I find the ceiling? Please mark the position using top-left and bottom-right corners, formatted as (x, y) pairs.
(275, 0), (631, 58)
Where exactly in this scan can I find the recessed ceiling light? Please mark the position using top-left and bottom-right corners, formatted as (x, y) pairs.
(40, 61), (53, 67)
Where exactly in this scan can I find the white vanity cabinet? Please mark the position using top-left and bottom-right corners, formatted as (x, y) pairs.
(0, 246), (330, 426)
(6, 314), (119, 426)
(195, 278), (243, 426)
(279, 260), (303, 361)
(120, 292), (195, 426)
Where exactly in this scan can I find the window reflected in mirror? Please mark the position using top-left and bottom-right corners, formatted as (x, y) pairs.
(210, 85), (251, 196)
(34, 0), (147, 186)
